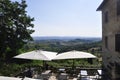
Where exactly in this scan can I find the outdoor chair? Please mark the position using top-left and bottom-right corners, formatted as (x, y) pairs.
(41, 70), (51, 80)
(96, 69), (102, 79)
(77, 70), (89, 80)
(58, 68), (66, 74)
(57, 73), (68, 80)
(87, 69), (98, 80)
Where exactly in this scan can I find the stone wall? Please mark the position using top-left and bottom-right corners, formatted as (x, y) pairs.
(101, 0), (120, 79)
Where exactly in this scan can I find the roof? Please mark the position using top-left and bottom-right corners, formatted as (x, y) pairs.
(97, 0), (108, 11)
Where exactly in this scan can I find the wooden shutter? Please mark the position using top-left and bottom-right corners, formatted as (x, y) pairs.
(115, 34), (120, 52)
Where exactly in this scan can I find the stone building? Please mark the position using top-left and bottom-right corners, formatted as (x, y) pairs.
(97, 0), (120, 80)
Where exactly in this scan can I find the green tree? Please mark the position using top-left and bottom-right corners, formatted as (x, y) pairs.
(0, 0), (34, 62)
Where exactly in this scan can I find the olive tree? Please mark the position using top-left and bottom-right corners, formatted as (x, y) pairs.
(0, 0), (34, 62)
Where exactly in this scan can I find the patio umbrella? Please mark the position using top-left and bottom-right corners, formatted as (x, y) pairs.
(53, 50), (97, 68)
(14, 50), (57, 61)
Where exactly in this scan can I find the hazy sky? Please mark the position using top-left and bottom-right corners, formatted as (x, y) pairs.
(13, 0), (103, 37)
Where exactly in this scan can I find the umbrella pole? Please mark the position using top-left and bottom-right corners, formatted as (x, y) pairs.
(42, 61), (45, 66)
(72, 59), (75, 77)
(72, 59), (75, 69)
(43, 61), (45, 71)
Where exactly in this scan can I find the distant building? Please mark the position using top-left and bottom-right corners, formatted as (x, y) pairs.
(97, 0), (120, 80)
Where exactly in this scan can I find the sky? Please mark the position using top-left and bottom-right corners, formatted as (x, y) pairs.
(13, 0), (103, 37)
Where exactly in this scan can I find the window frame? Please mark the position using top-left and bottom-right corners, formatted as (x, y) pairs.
(117, 0), (120, 15)
(115, 34), (120, 52)
(104, 11), (109, 23)
(105, 36), (108, 49)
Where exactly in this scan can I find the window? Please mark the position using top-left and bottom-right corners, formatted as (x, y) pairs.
(105, 36), (108, 49)
(117, 0), (120, 15)
(115, 34), (120, 52)
(115, 62), (120, 74)
(104, 11), (108, 23)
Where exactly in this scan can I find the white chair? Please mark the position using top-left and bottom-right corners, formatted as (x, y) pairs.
(79, 70), (89, 80)
(41, 70), (51, 79)
(59, 68), (65, 72)
(80, 70), (88, 76)
(58, 73), (68, 80)
(97, 70), (102, 75)
(96, 70), (102, 79)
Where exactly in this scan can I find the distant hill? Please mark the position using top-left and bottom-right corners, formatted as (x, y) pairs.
(33, 36), (101, 42)
(32, 36), (102, 47)
(24, 36), (102, 53)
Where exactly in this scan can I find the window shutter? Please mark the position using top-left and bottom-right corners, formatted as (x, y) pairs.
(115, 34), (120, 52)
(117, 0), (120, 15)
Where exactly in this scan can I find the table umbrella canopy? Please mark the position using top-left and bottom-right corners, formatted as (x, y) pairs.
(14, 50), (57, 61)
(53, 50), (96, 60)
(53, 50), (97, 69)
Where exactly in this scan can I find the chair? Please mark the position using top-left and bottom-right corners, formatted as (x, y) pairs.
(41, 70), (51, 80)
(78, 70), (89, 80)
(97, 70), (102, 75)
(58, 73), (68, 80)
(80, 70), (88, 76)
(96, 70), (102, 79)
(87, 69), (98, 80)
(58, 68), (66, 73)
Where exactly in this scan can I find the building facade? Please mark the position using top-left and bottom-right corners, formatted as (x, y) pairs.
(97, 0), (120, 80)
